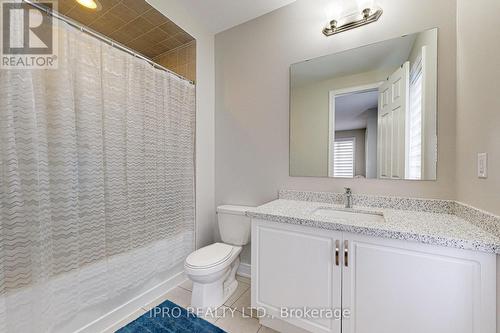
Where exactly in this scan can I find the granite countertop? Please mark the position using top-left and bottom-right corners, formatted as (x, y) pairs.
(246, 199), (500, 254)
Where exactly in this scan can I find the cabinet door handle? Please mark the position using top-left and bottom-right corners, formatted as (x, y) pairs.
(344, 240), (349, 267)
(335, 240), (340, 266)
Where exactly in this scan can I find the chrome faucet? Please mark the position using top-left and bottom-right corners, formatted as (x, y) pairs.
(344, 187), (352, 208)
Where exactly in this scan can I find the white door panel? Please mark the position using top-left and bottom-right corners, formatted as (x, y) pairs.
(390, 106), (405, 178)
(377, 62), (409, 179)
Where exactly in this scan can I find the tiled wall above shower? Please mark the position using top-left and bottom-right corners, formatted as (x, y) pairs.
(50, 0), (196, 81)
(154, 41), (196, 82)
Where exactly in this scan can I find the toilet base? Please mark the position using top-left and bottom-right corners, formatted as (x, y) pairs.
(189, 257), (241, 310)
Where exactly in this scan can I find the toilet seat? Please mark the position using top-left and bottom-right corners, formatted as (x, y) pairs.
(185, 204), (251, 309)
(185, 243), (236, 269)
(185, 243), (243, 309)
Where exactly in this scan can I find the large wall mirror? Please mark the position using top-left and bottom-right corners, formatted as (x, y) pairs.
(290, 28), (438, 180)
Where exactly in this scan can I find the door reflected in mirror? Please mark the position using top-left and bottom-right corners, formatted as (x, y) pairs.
(290, 28), (438, 180)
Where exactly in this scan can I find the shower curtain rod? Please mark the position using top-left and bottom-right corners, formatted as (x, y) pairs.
(23, 0), (195, 85)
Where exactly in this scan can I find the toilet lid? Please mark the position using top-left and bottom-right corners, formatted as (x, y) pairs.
(185, 243), (234, 268)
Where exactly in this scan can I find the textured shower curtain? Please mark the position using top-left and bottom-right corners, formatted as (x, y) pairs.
(0, 22), (195, 332)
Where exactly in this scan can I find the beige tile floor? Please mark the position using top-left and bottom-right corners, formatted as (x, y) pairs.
(112, 275), (278, 333)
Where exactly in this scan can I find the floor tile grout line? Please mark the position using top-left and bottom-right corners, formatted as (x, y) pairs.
(224, 286), (250, 308)
(177, 285), (192, 292)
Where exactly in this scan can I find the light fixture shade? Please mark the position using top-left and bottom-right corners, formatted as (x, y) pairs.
(76, 0), (102, 10)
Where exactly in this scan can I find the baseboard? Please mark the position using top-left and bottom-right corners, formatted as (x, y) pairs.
(237, 262), (251, 278)
(76, 269), (186, 333)
(260, 316), (310, 333)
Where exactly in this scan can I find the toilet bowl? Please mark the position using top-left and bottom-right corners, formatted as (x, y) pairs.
(184, 205), (252, 309)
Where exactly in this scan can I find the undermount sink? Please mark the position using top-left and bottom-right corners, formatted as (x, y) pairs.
(312, 207), (385, 223)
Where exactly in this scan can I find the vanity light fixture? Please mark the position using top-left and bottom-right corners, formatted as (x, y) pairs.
(323, 6), (383, 36)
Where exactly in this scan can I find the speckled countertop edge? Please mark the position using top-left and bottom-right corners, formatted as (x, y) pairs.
(278, 189), (500, 236)
(278, 189), (456, 213)
(246, 192), (500, 254)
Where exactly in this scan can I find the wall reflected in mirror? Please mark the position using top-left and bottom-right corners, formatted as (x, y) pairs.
(290, 28), (438, 180)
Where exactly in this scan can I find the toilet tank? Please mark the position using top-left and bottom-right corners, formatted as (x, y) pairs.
(217, 205), (253, 246)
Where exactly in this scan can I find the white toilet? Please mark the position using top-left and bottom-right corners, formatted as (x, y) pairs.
(184, 205), (252, 309)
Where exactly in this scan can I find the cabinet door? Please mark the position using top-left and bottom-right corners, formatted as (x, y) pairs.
(252, 219), (342, 333)
(341, 233), (496, 333)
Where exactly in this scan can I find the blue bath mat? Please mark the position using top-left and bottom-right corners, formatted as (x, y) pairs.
(116, 300), (226, 333)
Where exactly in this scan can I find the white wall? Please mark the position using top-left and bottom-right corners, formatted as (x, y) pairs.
(455, 2), (500, 331)
(215, 0), (457, 213)
(289, 82), (329, 176)
(148, 0), (216, 249)
(456, 0), (500, 217)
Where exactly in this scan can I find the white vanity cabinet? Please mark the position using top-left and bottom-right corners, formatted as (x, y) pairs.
(251, 218), (497, 333)
(251, 219), (343, 333)
(342, 232), (496, 333)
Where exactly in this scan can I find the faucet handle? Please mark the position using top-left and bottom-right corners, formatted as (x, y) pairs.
(344, 187), (352, 194)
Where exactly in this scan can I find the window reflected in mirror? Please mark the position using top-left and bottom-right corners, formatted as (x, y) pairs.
(290, 28), (438, 180)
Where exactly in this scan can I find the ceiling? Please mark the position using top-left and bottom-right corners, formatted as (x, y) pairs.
(172, 0), (297, 33)
(54, 0), (194, 59)
(291, 34), (418, 88)
(335, 90), (378, 131)
(50, 0), (297, 59)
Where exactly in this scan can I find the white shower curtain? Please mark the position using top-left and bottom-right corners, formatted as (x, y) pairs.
(0, 21), (195, 332)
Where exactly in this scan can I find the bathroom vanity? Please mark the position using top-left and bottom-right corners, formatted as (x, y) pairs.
(248, 195), (499, 333)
